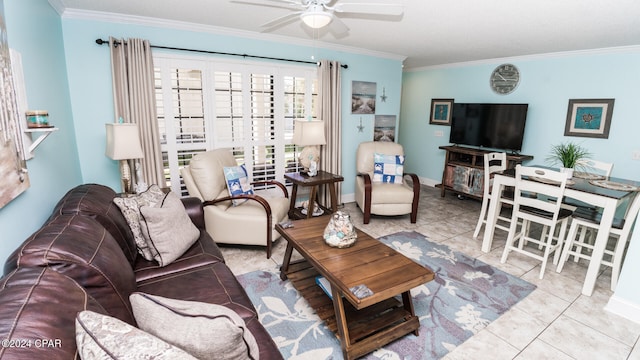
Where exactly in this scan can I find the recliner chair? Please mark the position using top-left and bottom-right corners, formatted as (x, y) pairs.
(181, 149), (290, 258)
(355, 141), (420, 224)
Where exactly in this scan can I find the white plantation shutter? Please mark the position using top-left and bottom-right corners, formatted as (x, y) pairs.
(154, 54), (317, 195)
(283, 75), (316, 174)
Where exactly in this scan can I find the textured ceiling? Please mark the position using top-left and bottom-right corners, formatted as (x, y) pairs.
(55, 0), (640, 69)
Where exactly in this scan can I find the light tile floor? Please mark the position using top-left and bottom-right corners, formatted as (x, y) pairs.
(220, 185), (640, 359)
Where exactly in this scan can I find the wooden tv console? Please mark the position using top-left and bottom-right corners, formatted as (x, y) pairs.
(439, 145), (533, 199)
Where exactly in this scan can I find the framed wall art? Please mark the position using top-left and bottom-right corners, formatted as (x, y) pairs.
(565, 98), (614, 138)
(429, 98), (454, 125)
(0, 11), (30, 209)
(351, 81), (376, 114)
(373, 115), (396, 142)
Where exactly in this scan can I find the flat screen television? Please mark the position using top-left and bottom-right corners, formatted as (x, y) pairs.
(449, 103), (528, 152)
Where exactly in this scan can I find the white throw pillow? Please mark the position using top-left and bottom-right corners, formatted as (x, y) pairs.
(373, 153), (404, 184)
(75, 310), (197, 360)
(138, 191), (200, 267)
(113, 184), (165, 260)
(223, 165), (254, 206)
(130, 293), (260, 360)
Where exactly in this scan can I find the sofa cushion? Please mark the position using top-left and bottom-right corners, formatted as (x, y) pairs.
(76, 310), (197, 360)
(139, 192), (200, 267)
(136, 262), (257, 321)
(373, 153), (404, 184)
(130, 293), (260, 360)
(223, 164), (254, 206)
(133, 233), (224, 283)
(49, 183), (138, 265)
(113, 184), (166, 261)
(0, 267), (107, 360)
(370, 181), (416, 204)
(11, 214), (137, 324)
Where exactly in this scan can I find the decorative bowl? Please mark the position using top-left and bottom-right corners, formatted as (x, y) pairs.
(323, 211), (357, 248)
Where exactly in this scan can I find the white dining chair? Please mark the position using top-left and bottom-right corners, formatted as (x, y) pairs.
(576, 159), (613, 177)
(557, 192), (640, 290)
(473, 152), (513, 239)
(501, 165), (574, 279)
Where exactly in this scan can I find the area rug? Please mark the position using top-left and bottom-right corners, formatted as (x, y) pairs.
(237, 231), (536, 359)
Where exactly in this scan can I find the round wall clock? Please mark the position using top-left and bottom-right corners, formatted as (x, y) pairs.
(490, 64), (520, 95)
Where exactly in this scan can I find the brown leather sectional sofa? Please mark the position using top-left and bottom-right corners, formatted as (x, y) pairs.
(0, 184), (283, 359)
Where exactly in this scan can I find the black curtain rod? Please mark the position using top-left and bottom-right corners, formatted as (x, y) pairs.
(95, 38), (348, 69)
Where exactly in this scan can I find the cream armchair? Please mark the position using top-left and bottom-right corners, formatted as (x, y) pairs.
(355, 141), (420, 224)
(180, 149), (290, 258)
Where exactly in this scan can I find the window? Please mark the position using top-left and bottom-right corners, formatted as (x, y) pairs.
(153, 54), (317, 195)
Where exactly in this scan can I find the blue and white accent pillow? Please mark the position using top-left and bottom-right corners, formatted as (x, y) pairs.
(373, 153), (404, 184)
(223, 165), (254, 206)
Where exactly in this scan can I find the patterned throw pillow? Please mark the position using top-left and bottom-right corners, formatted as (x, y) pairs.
(223, 165), (254, 206)
(75, 310), (197, 360)
(139, 192), (200, 267)
(113, 184), (165, 260)
(373, 153), (405, 184)
(130, 293), (260, 360)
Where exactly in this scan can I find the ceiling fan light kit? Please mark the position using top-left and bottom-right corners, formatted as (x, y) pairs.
(253, 0), (404, 33)
(301, 5), (333, 28)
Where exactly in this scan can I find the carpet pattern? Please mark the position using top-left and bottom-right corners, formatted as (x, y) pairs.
(237, 231), (536, 359)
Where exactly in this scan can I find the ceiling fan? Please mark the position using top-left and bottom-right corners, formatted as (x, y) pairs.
(235, 0), (404, 35)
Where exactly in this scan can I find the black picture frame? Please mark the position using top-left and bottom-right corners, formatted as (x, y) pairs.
(564, 98), (614, 139)
(429, 99), (454, 125)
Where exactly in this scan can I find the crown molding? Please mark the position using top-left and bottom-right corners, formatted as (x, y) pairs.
(406, 45), (640, 72)
(47, 0), (65, 15)
(59, 8), (406, 62)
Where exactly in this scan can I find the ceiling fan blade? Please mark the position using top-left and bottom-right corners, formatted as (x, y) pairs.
(328, 16), (350, 35)
(262, 0), (305, 6)
(260, 11), (303, 29)
(230, 0), (303, 10)
(333, 3), (404, 16)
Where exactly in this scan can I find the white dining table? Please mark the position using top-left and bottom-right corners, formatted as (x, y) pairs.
(481, 168), (640, 296)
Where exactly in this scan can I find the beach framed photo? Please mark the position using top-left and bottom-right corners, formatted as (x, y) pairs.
(351, 81), (377, 114)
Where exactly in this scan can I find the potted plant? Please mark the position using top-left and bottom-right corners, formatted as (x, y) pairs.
(546, 142), (591, 178)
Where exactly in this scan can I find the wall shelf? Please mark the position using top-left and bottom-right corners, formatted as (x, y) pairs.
(24, 127), (59, 158)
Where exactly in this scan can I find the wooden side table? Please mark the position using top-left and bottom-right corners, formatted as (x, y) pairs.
(285, 170), (344, 220)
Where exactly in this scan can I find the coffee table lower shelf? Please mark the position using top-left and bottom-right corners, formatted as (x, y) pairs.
(283, 260), (419, 359)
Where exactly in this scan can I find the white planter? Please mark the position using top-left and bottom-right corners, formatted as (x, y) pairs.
(560, 167), (574, 179)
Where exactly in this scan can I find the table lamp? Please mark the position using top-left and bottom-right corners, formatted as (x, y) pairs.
(105, 123), (144, 194)
(293, 120), (326, 176)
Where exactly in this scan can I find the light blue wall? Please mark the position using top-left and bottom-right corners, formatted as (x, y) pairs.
(399, 49), (640, 318)
(60, 17), (404, 198)
(0, 0), (82, 265)
(400, 50), (640, 183)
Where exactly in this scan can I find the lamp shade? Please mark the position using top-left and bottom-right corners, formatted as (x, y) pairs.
(293, 120), (326, 146)
(300, 6), (333, 29)
(105, 123), (144, 160)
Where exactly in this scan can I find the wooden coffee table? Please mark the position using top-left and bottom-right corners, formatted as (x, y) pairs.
(277, 216), (435, 360)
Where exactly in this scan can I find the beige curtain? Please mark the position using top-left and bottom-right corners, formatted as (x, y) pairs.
(109, 37), (164, 187)
(317, 60), (342, 206)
